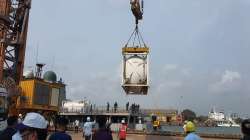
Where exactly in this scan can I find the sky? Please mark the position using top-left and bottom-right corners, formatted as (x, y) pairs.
(24, 0), (250, 116)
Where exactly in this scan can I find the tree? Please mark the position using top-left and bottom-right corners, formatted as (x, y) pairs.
(181, 109), (196, 121)
(196, 115), (208, 123)
(234, 118), (243, 124)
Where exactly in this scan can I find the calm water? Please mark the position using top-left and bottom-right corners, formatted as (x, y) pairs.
(160, 125), (241, 135)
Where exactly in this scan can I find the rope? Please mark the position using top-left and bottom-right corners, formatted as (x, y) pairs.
(125, 24), (146, 48)
(125, 26), (137, 47)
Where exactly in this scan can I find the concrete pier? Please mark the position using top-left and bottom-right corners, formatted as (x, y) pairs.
(63, 132), (239, 140)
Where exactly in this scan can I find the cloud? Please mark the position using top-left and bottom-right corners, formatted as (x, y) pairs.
(163, 64), (178, 72)
(66, 66), (126, 105)
(221, 70), (241, 84)
(161, 64), (192, 79)
(210, 70), (241, 94)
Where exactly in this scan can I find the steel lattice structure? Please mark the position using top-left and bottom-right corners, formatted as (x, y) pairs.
(0, 0), (31, 84)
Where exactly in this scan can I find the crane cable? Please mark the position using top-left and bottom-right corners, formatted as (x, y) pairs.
(124, 25), (146, 48)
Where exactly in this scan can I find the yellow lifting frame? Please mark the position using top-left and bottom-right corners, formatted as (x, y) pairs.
(122, 47), (149, 54)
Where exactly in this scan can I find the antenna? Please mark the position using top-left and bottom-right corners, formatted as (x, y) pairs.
(51, 56), (55, 70)
(36, 42), (39, 64)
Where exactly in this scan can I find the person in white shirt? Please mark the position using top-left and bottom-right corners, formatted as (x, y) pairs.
(82, 117), (94, 140)
(75, 119), (80, 133)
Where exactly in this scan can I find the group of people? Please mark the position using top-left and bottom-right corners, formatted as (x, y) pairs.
(0, 112), (72, 140)
(183, 119), (250, 140)
(130, 103), (140, 114)
(106, 102), (119, 113)
(0, 112), (128, 140)
(1, 112), (249, 140)
(82, 116), (128, 140)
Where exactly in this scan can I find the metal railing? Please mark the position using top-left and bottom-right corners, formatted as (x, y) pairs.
(60, 106), (142, 115)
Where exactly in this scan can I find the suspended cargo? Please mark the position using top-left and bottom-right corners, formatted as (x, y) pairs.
(122, 0), (149, 95)
(122, 47), (149, 95)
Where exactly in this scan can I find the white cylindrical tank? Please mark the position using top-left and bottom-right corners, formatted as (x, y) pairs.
(62, 101), (85, 113)
(125, 56), (147, 84)
(122, 50), (149, 95)
(124, 56), (147, 84)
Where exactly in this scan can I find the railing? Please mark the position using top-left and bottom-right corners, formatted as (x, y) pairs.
(60, 106), (142, 115)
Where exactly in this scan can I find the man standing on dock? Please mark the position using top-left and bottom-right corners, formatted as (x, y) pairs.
(114, 102), (118, 113)
(74, 119), (80, 133)
(83, 117), (94, 140)
(107, 102), (110, 112)
(183, 121), (202, 140)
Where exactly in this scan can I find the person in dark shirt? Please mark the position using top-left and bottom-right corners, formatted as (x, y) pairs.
(92, 116), (113, 140)
(241, 119), (250, 140)
(12, 112), (48, 140)
(49, 116), (72, 140)
(0, 115), (18, 140)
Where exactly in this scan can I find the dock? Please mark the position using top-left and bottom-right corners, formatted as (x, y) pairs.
(62, 131), (239, 140)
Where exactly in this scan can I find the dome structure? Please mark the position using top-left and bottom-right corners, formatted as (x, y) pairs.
(43, 71), (57, 82)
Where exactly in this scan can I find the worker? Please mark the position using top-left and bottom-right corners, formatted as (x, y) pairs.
(241, 119), (250, 140)
(0, 116), (18, 140)
(18, 114), (23, 123)
(126, 102), (129, 111)
(83, 117), (94, 140)
(183, 121), (202, 140)
(118, 120), (127, 140)
(12, 112), (48, 140)
(107, 102), (110, 112)
(74, 119), (80, 133)
(49, 117), (72, 140)
(114, 102), (118, 113)
(92, 116), (113, 140)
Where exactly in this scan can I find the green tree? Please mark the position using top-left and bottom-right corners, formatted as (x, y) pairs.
(196, 115), (208, 123)
(181, 109), (196, 121)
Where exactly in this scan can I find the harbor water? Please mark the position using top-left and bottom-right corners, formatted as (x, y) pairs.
(161, 125), (241, 135)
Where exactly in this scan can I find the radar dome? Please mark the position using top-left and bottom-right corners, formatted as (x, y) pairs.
(23, 70), (34, 78)
(43, 71), (57, 82)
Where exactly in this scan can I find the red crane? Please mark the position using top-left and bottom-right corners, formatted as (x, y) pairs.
(0, 0), (32, 116)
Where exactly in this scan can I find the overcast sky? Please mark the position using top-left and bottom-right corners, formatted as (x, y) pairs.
(24, 0), (250, 116)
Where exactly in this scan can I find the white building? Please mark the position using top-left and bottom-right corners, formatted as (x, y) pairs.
(208, 108), (225, 121)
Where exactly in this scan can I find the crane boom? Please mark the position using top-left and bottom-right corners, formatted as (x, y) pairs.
(0, 0), (31, 84)
(0, 0), (31, 116)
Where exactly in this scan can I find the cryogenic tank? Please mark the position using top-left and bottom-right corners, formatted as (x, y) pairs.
(124, 55), (147, 84)
(122, 47), (149, 95)
(62, 101), (85, 113)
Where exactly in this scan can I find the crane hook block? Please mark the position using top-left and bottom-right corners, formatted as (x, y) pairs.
(130, 0), (143, 23)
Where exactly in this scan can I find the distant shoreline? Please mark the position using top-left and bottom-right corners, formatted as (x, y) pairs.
(127, 130), (242, 139)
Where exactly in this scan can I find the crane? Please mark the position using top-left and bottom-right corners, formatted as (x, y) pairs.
(0, 0), (31, 129)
